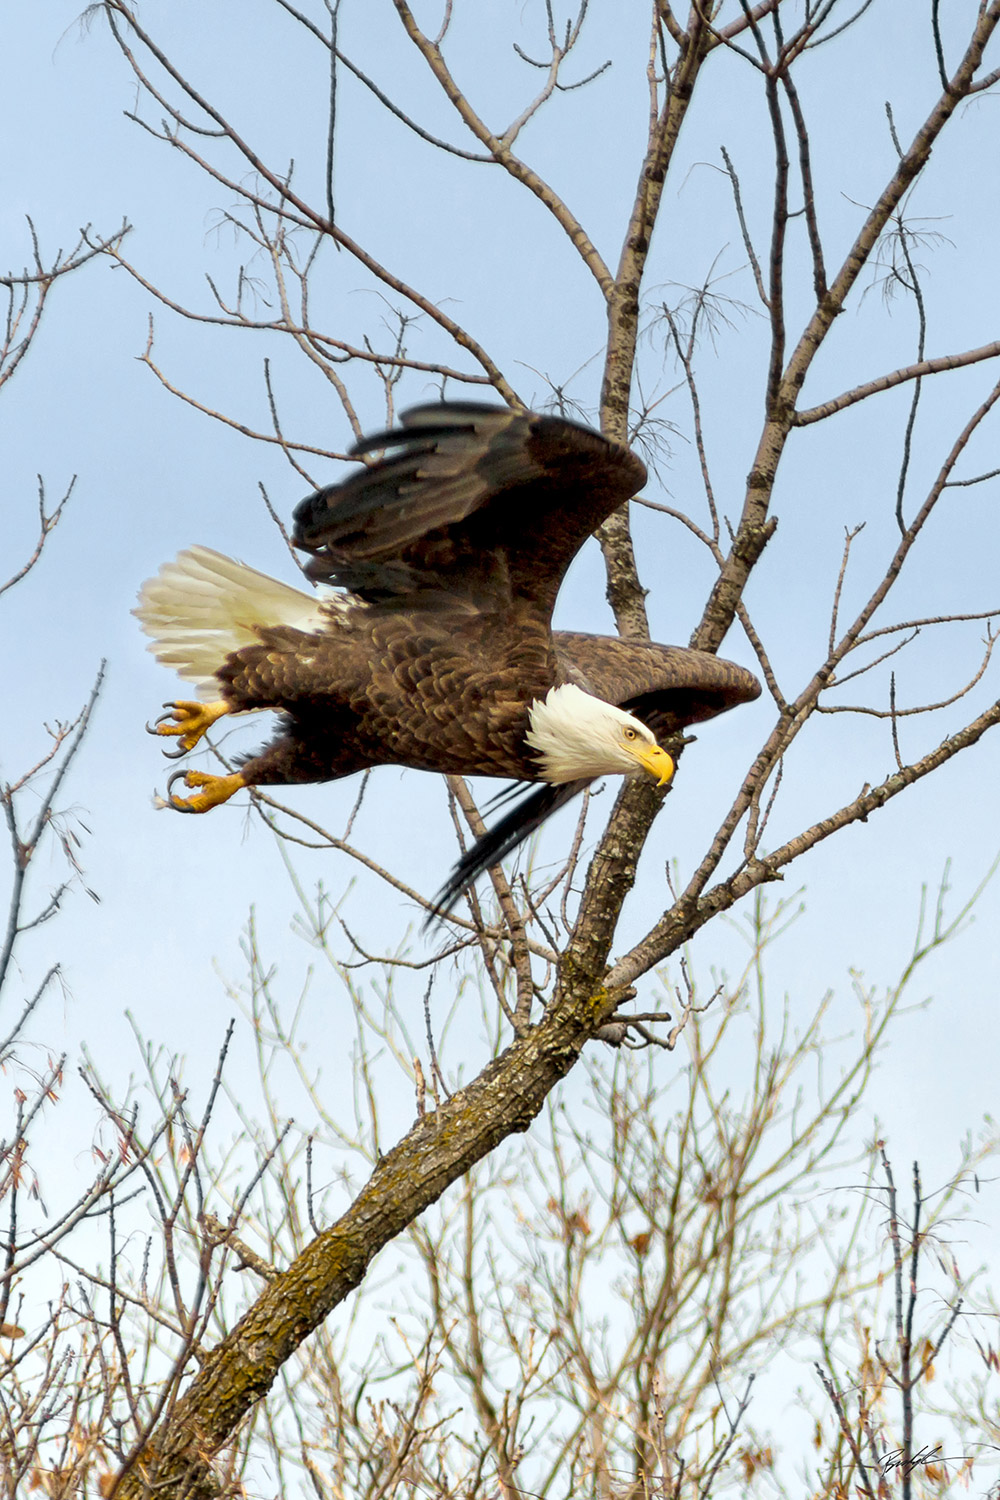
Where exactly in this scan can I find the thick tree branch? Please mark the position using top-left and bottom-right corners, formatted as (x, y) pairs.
(599, 9), (717, 638)
(609, 694), (1000, 988)
(693, 1), (1000, 656)
(114, 933), (635, 1498)
(794, 338), (1000, 426)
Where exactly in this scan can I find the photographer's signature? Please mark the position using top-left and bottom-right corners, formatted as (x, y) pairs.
(878, 1444), (941, 1476)
(877, 1444), (1000, 1496)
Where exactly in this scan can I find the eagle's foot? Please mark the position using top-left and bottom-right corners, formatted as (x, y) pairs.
(148, 700), (229, 757)
(163, 768), (246, 814)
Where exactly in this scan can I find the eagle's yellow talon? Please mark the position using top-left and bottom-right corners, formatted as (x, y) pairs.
(150, 700), (229, 755)
(165, 769), (246, 813)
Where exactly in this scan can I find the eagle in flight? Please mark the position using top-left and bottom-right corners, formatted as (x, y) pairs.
(137, 403), (760, 912)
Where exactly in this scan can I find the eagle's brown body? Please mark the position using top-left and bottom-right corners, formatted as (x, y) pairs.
(219, 618), (752, 790)
(137, 403), (761, 910)
(218, 604), (551, 786)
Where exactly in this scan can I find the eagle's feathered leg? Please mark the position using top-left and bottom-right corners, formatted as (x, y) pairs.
(148, 700), (230, 756)
(165, 768), (247, 813)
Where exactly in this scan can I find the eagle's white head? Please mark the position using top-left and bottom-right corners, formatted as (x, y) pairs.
(525, 684), (675, 787)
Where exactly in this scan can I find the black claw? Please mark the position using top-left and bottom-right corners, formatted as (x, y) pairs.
(147, 704), (193, 754)
(164, 769), (195, 811)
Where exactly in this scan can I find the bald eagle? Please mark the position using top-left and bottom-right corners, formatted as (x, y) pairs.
(136, 403), (760, 913)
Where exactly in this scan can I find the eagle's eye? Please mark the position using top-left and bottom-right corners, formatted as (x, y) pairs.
(623, 726), (637, 740)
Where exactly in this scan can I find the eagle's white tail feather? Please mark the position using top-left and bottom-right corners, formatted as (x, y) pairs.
(135, 545), (326, 698)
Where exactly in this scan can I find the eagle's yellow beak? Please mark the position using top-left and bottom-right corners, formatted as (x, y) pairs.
(632, 742), (675, 787)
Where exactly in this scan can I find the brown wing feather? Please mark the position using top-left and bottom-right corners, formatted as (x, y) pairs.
(554, 632), (761, 734)
(292, 402), (646, 618)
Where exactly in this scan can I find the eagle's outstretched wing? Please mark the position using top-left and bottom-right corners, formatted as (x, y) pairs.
(555, 633), (761, 736)
(292, 403), (646, 616)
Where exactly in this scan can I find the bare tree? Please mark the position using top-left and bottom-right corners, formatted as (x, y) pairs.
(0, 216), (154, 1497)
(217, 877), (998, 1499)
(13, 1), (998, 1494)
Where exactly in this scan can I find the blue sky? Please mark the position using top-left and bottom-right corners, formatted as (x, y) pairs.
(3, 2), (999, 1435)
